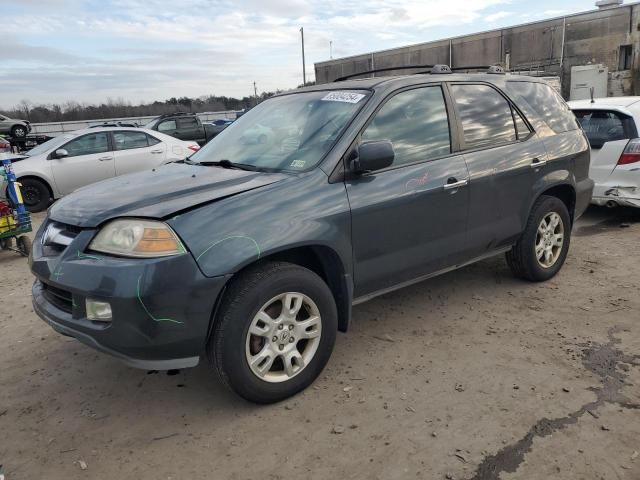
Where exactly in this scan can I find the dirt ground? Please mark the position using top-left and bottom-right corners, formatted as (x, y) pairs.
(1, 206), (639, 480)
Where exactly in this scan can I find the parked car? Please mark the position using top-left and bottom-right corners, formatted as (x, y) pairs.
(31, 69), (592, 403)
(3, 127), (199, 212)
(143, 112), (221, 146)
(569, 97), (640, 208)
(209, 119), (234, 136)
(89, 121), (139, 128)
(0, 136), (11, 153)
(0, 114), (31, 139)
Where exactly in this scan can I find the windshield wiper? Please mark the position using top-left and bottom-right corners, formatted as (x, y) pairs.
(195, 159), (260, 171)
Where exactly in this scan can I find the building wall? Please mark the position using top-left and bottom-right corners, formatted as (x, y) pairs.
(314, 3), (640, 99)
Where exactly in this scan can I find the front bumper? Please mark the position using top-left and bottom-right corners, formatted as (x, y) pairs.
(31, 220), (229, 370)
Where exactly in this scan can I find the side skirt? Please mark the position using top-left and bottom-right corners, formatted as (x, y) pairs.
(352, 247), (511, 306)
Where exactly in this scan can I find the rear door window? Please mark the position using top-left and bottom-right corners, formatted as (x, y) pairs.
(514, 111), (531, 140)
(158, 120), (177, 133)
(506, 81), (579, 133)
(362, 86), (451, 167)
(112, 131), (150, 151)
(178, 117), (199, 129)
(450, 84), (517, 150)
(572, 109), (637, 149)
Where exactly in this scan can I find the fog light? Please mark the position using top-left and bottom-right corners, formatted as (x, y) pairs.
(86, 299), (112, 321)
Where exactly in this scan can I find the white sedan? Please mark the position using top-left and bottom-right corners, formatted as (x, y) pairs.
(2, 127), (199, 212)
(569, 97), (640, 208)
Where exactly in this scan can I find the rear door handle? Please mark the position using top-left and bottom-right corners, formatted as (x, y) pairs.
(98, 156), (113, 161)
(531, 158), (548, 168)
(151, 149), (163, 154)
(443, 177), (469, 190)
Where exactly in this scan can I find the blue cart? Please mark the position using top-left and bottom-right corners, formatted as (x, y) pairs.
(0, 158), (32, 256)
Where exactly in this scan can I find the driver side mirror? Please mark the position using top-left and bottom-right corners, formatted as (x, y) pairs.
(352, 140), (395, 174)
(54, 148), (69, 159)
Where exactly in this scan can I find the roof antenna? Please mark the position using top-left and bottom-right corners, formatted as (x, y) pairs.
(590, 86), (595, 104)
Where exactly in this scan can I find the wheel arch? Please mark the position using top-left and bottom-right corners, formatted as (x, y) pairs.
(532, 182), (576, 224)
(208, 244), (353, 342)
(17, 174), (55, 200)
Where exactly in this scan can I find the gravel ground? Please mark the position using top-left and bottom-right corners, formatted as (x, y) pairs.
(1, 206), (639, 480)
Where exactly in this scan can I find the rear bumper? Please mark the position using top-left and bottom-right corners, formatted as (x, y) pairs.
(575, 178), (595, 219)
(591, 183), (640, 208)
(31, 221), (229, 370)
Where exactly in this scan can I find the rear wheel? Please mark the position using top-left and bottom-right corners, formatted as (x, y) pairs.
(19, 178), (51, 212)
(506, 195), (571, 282)
(208, 261), (337, 403)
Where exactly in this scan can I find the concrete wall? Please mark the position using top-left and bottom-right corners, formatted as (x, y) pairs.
(314, 3), (640, 99)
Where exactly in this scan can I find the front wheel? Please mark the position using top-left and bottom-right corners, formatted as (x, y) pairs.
(506, 195), (571, 282)
(208, 261), (337, 403)
(19, 178), (51, 212)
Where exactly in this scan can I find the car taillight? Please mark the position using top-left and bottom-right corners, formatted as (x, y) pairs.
(618, 138), (640, 165)
(188, 145), (200, 152)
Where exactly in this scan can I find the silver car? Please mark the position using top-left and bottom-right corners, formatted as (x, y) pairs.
(0, 114), (31, 138)
(2, 127), (200, 211)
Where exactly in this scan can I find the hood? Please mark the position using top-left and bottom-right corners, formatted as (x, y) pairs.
(49, 162), (287, 227)
(1, 154), (29, 163)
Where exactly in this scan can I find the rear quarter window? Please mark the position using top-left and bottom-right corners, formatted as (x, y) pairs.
(506, 81), (579, 134)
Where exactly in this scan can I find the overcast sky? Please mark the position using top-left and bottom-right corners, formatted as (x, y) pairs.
(2, 0), (595, 108)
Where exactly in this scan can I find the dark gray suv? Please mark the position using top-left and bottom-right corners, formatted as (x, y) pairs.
(30, 69), (593, 403)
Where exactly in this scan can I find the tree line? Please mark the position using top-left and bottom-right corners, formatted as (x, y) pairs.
(0, 92), (280, 124)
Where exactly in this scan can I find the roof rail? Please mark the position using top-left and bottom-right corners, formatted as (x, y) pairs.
(333, 64), (507, 82)
(487, 65), (505, 74)
(158, 111), (195, 119)
(431, 64), (452, 74)
(449, 65), (506, 74)
(335, 65), (434, 82)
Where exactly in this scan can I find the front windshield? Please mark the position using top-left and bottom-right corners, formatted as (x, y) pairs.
(189, 90), (370, 172)
(25, 134), (75, 156)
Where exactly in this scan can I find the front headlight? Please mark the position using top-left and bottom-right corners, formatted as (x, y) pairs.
(89, 219), (186, 258)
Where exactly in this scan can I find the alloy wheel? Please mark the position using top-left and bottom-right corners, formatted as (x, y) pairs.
(245, 292), (322, 383)
(535, 212), (564, 268)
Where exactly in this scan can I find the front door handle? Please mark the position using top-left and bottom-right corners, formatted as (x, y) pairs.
(151, 149), (163, 154)
(98, 156), (113, 161)
(531, 158), (548, 169)
(443, 177), (469, 190)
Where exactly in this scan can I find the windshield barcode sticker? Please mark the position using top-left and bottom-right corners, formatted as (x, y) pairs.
(321, 92), (366, 104)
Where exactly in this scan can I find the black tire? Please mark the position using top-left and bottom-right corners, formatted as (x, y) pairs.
(19, 178), (51, 212)
(208, 261), (337, 404)
(506, 195), (571, 282)
(17, 236), (32, 257)
(11, 125), (27, 138)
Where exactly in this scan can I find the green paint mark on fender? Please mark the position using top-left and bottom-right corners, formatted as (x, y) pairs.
(136, 276), (183, 325)
(196, 235), (261, 262)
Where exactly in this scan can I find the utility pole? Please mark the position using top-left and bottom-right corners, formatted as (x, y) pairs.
(330, 40), (333, 59)
(253, 81), (258, 98)
(300, 27), (306, 86)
